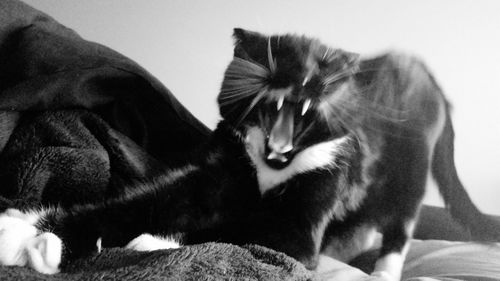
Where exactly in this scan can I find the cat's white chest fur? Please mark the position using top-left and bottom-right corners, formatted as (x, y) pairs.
(244, 126), (349, 195)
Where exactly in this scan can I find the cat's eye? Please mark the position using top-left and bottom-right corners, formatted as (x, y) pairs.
(301, 99), (311, 116)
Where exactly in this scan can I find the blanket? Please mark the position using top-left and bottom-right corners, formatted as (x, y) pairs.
(0, 0), (212, 210)
(1, 243), (314, 281)
(0, 0), (316, 280)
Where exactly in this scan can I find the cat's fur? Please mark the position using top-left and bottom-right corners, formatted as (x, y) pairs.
(0, 29), (499, 280)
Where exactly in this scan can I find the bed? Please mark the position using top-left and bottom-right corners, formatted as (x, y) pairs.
(0, 0), (499, 280)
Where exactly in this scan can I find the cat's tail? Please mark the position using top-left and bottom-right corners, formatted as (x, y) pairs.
(431, 104), (500, 242)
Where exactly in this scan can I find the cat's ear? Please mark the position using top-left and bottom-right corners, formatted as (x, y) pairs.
(232, 28), (264, 59)
(342, 51), (360, 67)
(233, 28), (260, 44)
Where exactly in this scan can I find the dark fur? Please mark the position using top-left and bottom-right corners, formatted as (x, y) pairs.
(17, 29), (500, 273)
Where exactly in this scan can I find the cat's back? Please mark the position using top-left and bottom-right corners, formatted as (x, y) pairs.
(355, 51), (447, 135)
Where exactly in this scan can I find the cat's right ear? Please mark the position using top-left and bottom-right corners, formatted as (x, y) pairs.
(232, 28), (260, 59)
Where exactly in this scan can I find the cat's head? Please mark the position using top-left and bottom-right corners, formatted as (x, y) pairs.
(218, 28), (359, 169)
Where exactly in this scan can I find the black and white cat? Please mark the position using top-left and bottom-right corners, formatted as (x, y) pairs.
(0, 29), (499, 280)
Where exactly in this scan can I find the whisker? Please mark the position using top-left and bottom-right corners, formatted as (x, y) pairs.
(219, 93), (255, 101)
(322, 81), (410, 119)
(325, 109), (349, 136)
(292, 119), (317, 145)
(329, 103), (358, 131)
(236, 88), (268, 126)
(219, 95), (255, 106)
(219, 85), (264, 103)
(327, 98), (419, 138)
(219, 56), (272, 110)
(335, 97), (409, 123)
(323, 69), (355, 85)
(226, 57), (270, 79)
(353, 64), (410, 74)
(321, 47), (342, 64)
(222, 85), (265, 94)
(322, 47), (331, 61)
(267, 37), (277, 74)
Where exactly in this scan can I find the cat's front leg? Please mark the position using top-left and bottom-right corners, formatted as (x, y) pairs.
(0, 209), (62, 274)
(0, 206), (108, 274)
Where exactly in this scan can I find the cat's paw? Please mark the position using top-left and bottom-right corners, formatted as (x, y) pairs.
(0, 214), (38, 266)
(361, 271), (398, 281)
(125, 233), (181, 251)
(3, 208), (26, 219)
(3, 208), (42, 224)
(25, 232), (62, 274)
(0, 211), (62, 274)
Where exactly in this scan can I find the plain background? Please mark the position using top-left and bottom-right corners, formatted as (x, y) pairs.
(21, 0), (500, 215)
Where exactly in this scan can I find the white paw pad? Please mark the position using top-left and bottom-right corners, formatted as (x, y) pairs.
(125, 233), (180, 251)
(0, 211), (62, 274)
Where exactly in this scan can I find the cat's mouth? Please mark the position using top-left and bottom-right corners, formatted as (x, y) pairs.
(244, 126), (296, 170)
(264, 102), (296, 169)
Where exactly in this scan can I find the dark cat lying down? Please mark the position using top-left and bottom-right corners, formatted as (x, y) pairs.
(0, 29), (498, 281)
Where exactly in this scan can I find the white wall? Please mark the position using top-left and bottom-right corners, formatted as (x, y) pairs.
(22, 0), (500, 215)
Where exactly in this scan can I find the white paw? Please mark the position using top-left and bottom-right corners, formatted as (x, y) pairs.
(3, 208), (27, 219)
(125, 233), (180, 251)
(26, 232), (62, 274)
(0, 215), (38, 266)
(361, 271), (397, 281)
(0, 210), (62, 274)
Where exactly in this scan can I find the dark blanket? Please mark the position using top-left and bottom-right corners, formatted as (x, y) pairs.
(0, 0), (213, 211)
(0, 0), (314, 280)
(1, 243), (313, 281)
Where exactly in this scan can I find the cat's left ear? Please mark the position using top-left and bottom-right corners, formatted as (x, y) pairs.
(232, 28), (265, 59)
(233, 28), (260, 45)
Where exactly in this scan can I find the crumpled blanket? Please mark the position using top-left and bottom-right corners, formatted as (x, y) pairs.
(0, 243), (314, 281)
(0, 0), (315, 280)
(0, 0), (210, 209)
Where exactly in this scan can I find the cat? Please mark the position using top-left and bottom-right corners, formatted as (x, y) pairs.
(0, 28), (499, 280)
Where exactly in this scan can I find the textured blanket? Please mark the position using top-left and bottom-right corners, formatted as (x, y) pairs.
(0, 0), (211, 211)
(0, 0), (314, 280)
(1, 243), (314, 281)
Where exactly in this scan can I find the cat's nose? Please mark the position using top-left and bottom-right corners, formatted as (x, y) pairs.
(265, 140), (292, 170)
(267, 142), (293, 157)
(267, 147), (292, 162)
